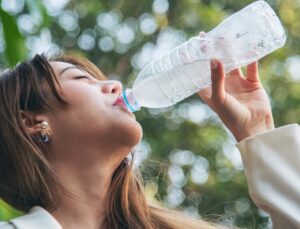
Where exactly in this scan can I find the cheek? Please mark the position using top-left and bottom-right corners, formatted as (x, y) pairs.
(60, 83), (97, 101)
(61, 86), (105, 115)
(62, 89), (87, 105)
(56, 96), (107, 134)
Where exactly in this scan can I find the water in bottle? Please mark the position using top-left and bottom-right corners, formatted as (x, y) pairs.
(116, 0), (286, 112)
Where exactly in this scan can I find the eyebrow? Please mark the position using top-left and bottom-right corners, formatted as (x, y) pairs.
(59, 66), (84, 76)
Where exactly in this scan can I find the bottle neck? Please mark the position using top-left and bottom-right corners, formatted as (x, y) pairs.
(120, 89), (141, 112)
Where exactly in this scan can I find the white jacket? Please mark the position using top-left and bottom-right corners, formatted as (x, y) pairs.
(1, 124), (300, 228)
(0, 206), (62, 229)
(236, 124), (300, 229)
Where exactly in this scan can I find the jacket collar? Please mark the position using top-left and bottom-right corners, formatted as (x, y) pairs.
(9, 206), (62, 229)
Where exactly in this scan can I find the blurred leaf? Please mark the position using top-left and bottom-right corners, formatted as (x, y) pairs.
(0, 199), (23, 221)
(25, 0), (51, 29)
(0, 8), (27, 66)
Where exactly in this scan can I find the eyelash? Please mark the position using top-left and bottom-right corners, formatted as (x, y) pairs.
(75, 76), (89, 80)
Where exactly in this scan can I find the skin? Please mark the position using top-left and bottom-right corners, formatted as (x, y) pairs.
(23, 61), (143, 229)
(198, 59), (275, 141)
(22, 58), (274, 229)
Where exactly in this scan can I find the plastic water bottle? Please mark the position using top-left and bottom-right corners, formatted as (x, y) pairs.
(116, 0), (286, 112)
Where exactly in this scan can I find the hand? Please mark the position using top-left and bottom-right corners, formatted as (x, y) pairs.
(198, 59), (275, 141)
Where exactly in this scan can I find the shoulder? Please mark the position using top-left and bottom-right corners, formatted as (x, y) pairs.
(2, 206), (62, 229)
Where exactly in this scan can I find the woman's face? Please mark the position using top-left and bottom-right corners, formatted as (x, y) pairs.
(44, 61), (142, 164)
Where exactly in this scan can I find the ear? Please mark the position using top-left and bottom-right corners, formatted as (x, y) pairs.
(20, 110), (49, 137)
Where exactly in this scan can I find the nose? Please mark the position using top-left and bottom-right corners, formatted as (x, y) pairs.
(101, 80), (123, 94)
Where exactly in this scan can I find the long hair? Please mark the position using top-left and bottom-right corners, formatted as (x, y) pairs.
(0, 54), (218, 228)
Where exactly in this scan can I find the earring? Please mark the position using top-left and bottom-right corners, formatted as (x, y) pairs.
(40, 121), (51, 143)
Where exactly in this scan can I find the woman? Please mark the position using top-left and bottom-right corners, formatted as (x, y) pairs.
(0, 54), (298, 229)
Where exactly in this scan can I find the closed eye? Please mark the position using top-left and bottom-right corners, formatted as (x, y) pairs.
(75, 75), (90, 80)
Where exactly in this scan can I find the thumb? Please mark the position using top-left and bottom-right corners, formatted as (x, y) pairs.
(210, 59), (226, 106)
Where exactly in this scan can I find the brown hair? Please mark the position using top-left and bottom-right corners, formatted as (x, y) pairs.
(0, 53), (219, 228)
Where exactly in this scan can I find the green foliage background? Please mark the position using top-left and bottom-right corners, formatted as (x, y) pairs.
(0, 0), (299, 228)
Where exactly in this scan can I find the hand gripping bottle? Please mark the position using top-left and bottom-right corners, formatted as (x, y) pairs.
(116, 0), (286, 112)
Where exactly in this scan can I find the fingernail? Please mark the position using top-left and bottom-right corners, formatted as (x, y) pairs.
(211, 59), (219, 70)
(199, 31), (206, 38)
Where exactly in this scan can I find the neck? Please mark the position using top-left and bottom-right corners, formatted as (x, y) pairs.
(45, 138), (133, 229)
(48, 159), (116, 229)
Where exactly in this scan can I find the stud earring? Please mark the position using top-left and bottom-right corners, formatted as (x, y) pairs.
(40, 121), (51, 143)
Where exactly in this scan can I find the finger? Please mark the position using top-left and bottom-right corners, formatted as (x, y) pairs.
(228, 68), (244, 78)
(211, 59), (226, 105)
(198, 31), (206, 38)
(246, 61), (260, 82)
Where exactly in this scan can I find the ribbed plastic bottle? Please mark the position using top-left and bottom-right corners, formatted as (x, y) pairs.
(116, 0), (286, 112)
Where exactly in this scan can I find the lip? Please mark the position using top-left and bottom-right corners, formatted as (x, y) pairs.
(115, 105), (135, 118)
(113, 96), (123, 107)
(113, 96), (135, 118)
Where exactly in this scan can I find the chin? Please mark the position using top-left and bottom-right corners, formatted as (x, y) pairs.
(126, 121), (143, 147)
(111, 120), (143, 148)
